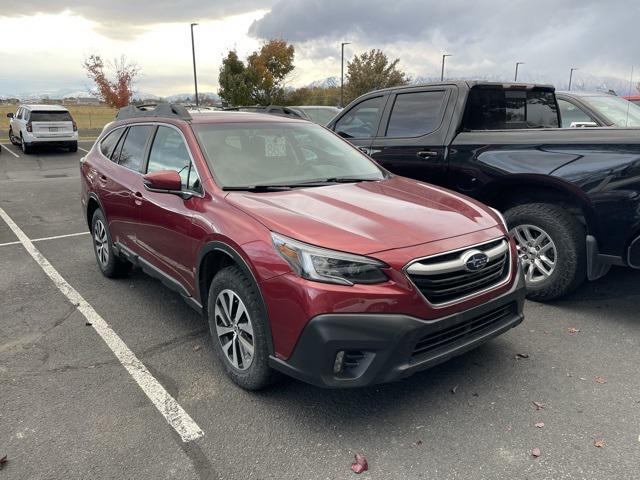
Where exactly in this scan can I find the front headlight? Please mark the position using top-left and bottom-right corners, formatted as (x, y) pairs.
(271, 232), (388, 285)
(490, 207), (508, 230)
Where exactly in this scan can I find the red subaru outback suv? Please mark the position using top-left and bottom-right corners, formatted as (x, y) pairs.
(80, 104), (525, 390)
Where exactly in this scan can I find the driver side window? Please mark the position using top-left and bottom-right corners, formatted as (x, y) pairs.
(334, 96), (384, 139)
(147, 126), (202, 193)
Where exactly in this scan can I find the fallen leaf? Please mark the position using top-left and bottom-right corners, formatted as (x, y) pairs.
(535, 422), (545, 428)
(351, 453), (368, 474)
(567, 327), (580, 334)
(594, 440), (605, 448)
(85, 322), (92, 326)
(415, 440), (423, 446)
(451, 385), (458, 394)
(0, 455), (7, 470)
(532, 401), (544, 411)
(532, 448), (541, 457)
(595, 376), (606, 384)
(515, 353), (530, 359)
(472, 393), (479, 397)
(193, 345), (201, 352)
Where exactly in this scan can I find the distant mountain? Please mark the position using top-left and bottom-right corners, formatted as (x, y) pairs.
(165, 92), (220, 103)
(306, 77), (339, 89)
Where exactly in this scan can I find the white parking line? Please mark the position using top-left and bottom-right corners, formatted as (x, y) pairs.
(1, 143), (20, 158)
(0, 231), (89, 248)
(0, 207), (204, 443)
(78, 146), (90, 153)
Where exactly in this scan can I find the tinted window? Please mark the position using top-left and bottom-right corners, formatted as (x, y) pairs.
(463, 88), (559, 130)
(334, 96), (384, 138)
(16, 108), (22, 120)
(558, 99), (594, 128)
(147, 126), (201, 191)
(386, 91), (446, 137)
(116, 125), (152, 171)
(30, 111), (73, 122)
(100, 128), (124, 159)
(193, 122), (384, 188)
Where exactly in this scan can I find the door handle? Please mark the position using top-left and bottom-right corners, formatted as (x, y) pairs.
(417, 150), (439, 159)
(133, 191), (143, 206)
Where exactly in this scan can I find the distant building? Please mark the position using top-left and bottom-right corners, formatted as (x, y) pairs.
(63, 97), (101, 105)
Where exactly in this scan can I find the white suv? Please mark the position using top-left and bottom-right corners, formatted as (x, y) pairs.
(7, 104), (78, 154)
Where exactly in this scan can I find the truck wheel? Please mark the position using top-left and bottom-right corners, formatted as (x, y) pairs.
(9, 128), (19, 146)
(207, 265), (277, 390)
(505, 203), (586, 302)
(91, 209), (132, 278)
(21, 136), (32, 154)
(69, 141), (78, 152)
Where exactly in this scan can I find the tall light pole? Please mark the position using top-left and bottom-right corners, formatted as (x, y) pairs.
(340, 42), (350, 108)
(514, 62), (524, 82)
(568, 67), (578, 91)
(190, 23), (199, 108)
(441, 54), (451, 81)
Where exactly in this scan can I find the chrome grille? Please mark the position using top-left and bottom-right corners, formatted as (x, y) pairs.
(405, 238), (510, 305)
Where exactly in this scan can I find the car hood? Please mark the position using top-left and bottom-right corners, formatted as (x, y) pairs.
(226, 176), (500, 255)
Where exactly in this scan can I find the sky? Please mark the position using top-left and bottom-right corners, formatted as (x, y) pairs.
(0, 0), (638, 97)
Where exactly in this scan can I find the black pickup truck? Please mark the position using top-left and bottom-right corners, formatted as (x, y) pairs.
(328, 81), (640, 301)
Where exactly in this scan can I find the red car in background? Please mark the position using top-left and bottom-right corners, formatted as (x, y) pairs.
(80, 104), (525, 390)
(623, 95), (640, 106)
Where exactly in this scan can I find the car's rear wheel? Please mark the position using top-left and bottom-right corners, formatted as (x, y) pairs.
(21, 135), (32, 154)
(207, 265), (276, 390)
(505, 203), (586, 302)
(91, 209), (132, 278)
(69, 141), (78, 152)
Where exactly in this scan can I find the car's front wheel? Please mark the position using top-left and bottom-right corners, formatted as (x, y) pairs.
(9, 128), (19, 146)
(91, 209), (132, 278)
(505, 203), (586, 302)
(207, 265), (276, 390)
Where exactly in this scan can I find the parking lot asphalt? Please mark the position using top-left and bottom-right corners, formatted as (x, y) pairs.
(1, 141), (639, 480)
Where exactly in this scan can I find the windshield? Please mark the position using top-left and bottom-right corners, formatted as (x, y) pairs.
(298, 107), (340, 125)
(193, 122), (385, 188)
(583, 95), (640, 127)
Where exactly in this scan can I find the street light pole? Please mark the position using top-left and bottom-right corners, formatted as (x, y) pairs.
(190, 23), (199, 108)
(340, 42), (350, 108)
(441, 54), (451, 81)
(514, 62), (524, 82)
(568, 67), (578, 91)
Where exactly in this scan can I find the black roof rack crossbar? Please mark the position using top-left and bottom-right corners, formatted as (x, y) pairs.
(116, 103), (192, 121)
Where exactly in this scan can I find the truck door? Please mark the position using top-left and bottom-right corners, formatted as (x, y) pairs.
(368, 86), (456, 187)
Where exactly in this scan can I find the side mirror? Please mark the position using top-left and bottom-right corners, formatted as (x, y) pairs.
(6, 113), (14, 118)
(143, 170), (182, 193)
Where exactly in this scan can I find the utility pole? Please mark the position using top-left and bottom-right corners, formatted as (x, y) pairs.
(568, 67), (578, 91)
(190, 23), (199, 108)
(340, 42), (350, 108)
(514, 62), (524, 82)
(441, 54), (451, 81)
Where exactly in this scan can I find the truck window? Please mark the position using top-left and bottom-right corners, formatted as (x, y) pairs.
(334, 96), (384, 139)
(463, 88), (559, 130)
(385, 91), (446, 137)
(557, 99), (594, 128)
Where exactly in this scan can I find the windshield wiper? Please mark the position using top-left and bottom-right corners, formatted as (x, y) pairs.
(222, 177), (382, 192)
(295, 176), (382, 185)
(222, 185), (294, 192)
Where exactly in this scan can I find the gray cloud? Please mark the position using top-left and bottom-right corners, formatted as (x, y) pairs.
(249, 0), (640, 86)
(4, 1), (275, 39)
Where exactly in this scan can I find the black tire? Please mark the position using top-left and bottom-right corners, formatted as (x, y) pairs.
(69, 141), (78, 152)
(21, 135), (32, 154)
(9, 128), (18, 146)
(505, 203), (586, 302)
(90, 209), (132, 278)
(207, 265), (277, 390)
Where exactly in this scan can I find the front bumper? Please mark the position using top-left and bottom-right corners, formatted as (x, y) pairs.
(269, 264), (526, 388)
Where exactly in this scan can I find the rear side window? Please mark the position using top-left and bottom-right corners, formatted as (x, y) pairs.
(114, 125), (152, 171)
(558, 99), (594, 128)
(334, 96), (384, 139)
(147, 126), (201, 192)
(99, 129), (124, 159)
(385, 91), (446, 137)
(30, 111), (73, 122)
(463, 88), (559, 130)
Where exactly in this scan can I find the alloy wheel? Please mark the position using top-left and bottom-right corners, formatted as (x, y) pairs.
(511, 224), (557, 284)
(93, 219), (109, 267)
(214, 289), (255, 371)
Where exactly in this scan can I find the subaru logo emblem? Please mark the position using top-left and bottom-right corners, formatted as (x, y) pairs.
(463, 250), (489, 272)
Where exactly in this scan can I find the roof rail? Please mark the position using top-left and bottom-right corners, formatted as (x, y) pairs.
(116, 103), (192, 121)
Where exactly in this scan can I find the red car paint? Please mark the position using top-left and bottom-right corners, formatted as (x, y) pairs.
(80, 112), (520, 367)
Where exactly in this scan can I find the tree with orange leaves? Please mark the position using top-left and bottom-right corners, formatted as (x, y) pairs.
(83, 55), (139, 108)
